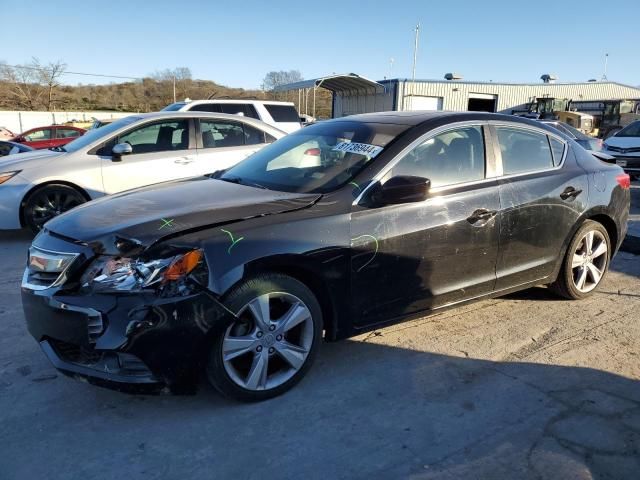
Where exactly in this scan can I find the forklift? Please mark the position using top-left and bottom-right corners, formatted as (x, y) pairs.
(568, 99), (640, 138)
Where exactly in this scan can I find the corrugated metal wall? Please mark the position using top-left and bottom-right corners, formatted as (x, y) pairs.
(332, 80), (640, 117)
(333, 83), (395, 117)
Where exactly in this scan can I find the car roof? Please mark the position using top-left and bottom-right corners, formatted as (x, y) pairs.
(330, 111), (549, 128)
(187, 99), (296, 106)
(117, 111), (285, 133)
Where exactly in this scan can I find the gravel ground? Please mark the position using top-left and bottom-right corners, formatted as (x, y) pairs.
(1, 227), (639, 479)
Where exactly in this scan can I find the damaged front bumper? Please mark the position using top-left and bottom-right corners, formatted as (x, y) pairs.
(22, 274), (235, 393)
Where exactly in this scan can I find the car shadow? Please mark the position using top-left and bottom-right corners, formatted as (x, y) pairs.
(5, 339), (639, 480)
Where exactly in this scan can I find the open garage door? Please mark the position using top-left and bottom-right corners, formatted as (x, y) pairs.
(468, 93), (497, 112)
(405, 96), (443, 111)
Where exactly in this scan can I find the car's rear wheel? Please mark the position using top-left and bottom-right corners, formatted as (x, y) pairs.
(551, 220), (610, 299)
(23, 184), (86, 234)
(206, 273), (322, 401)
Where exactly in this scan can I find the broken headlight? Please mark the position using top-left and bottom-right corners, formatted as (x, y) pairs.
(80, 250), (206, 294)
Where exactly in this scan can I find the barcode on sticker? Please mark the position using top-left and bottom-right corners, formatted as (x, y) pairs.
(332, 142), (383, 158)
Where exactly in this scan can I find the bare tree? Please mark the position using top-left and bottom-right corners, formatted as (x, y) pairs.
(36, 59), (67, 111)
(0, 58), (66, 111)
(262, 70), (303, 92)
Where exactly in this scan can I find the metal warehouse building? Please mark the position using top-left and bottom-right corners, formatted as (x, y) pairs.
(276, 73), (640, 118)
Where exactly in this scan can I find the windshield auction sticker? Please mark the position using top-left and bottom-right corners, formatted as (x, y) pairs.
(332, 142), (383, 158)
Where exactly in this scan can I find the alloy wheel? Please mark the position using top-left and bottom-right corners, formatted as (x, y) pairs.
(28, 188), (84, 229)
(571, 230), (608, 293)
(222, 292), (314, 391)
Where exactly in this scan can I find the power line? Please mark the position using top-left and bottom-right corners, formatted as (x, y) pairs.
(2, 63), (143, 80)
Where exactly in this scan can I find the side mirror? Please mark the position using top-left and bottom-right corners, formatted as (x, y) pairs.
(15, 136), (26, 142)
(111, 143), (132, 162)
(378, 175), (431, 205)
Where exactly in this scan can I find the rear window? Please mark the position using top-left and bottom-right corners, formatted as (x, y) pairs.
(265, 104), (301, 123)
(161, 102), (187, 111)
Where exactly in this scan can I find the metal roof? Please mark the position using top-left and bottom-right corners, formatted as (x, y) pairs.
(384, 78), (640, 90)
(273, 73), (384, 93)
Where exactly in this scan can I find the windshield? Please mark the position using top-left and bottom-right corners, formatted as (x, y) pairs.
(161, 102), (187, 111)
(220, 121), (409, 193)
(616, 121), (640, 137)
(62, 116), (141, 152)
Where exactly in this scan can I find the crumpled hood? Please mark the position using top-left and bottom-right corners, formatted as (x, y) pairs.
(0, 148), (61, 169)
(45, 176), (320, 255)
(605, 137), (640, 148)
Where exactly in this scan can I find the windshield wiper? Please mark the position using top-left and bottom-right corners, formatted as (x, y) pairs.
(218, 176), (269, 190)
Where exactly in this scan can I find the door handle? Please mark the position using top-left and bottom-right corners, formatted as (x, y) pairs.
(467, 209), (498, 224)
(560, 186), (582, 200)
(174, 157), (194, 165)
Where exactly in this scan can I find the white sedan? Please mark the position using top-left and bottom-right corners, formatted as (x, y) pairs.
(0, 112), (285, 232)
(604, 120), (640, 180)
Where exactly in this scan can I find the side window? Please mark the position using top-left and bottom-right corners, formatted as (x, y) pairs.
(392, 126), (486, 187)
(244, 124), (267, 145)
(118, 120), (189, 154)
(0, 143), (11, 156)
(190, 104), (222, 113)
(200, 120), (245, 148)
(244, 104), (260, 119)
(219, 104), (247, 116)
(549, 137), (565, 166)
(264, 104), (300, 123)
(24, 129), (51, 141)
(496, 127), (554, 175)
(57, 128), (82, 139)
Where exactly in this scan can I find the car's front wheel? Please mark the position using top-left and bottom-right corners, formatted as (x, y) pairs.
(206, 273), (322, 401)
(552, 220), (611, 299)
(23, 184), (86, 233)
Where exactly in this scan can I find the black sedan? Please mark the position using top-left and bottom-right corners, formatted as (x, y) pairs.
(0, 140), (34, 156)
(21, 112), (630, 401)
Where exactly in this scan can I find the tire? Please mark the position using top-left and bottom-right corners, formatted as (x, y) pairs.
(206, 273), (323, 402)
(23, 184), (86, 234)
(551, 220), (611, 300)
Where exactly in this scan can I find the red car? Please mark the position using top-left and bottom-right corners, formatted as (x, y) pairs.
(11, 125), (86, 150)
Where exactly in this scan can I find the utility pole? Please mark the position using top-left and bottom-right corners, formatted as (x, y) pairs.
(412, 23), (420, 82)
(172, 75), (176, 103)
(601, 53), (609, 81)
(409, 23), (420, 111)
(389, 57), (395, 79)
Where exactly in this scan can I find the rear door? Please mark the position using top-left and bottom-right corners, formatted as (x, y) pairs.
(100, 118), (195, 193)
(194, 118), (271, 174)
(490, 123), (588, 289)
(350, 123), (501, 326)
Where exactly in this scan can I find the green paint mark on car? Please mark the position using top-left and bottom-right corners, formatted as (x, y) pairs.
(158, 218), (175, 230)
(221, 228), (244, 254)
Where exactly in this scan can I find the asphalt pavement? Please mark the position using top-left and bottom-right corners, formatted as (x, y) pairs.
(1, 193), (639, 479)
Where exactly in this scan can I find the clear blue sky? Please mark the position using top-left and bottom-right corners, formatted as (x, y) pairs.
(3, 0), (639, 89)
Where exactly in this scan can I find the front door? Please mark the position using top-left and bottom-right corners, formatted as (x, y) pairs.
(350, 124), (501, 327)
(100, 119), (195, 194)
(22, 128), (53, 149)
